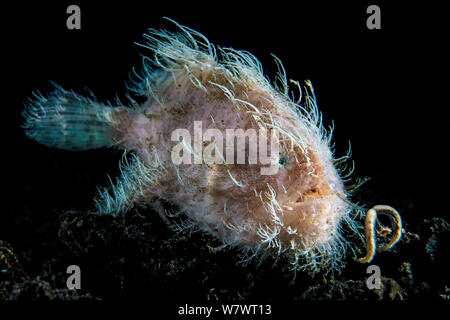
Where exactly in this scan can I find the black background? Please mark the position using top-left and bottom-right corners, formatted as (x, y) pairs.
(1, 0), (448, 306)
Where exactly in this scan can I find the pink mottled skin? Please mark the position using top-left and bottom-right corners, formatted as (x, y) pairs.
(110, 66), (347, 252)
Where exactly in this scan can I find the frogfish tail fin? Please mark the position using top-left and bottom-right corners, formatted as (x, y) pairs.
(22, 84), (116, 151)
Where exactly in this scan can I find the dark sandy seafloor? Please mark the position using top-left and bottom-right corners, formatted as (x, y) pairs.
(0, 147), (448, 301)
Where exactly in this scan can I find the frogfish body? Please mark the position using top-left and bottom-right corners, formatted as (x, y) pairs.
(22, 20), (362, 274)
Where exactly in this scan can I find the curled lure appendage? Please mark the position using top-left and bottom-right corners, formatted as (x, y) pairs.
(356, 205), (403, 263)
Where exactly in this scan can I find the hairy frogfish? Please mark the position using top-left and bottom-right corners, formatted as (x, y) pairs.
(22, 19), (401, 274)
